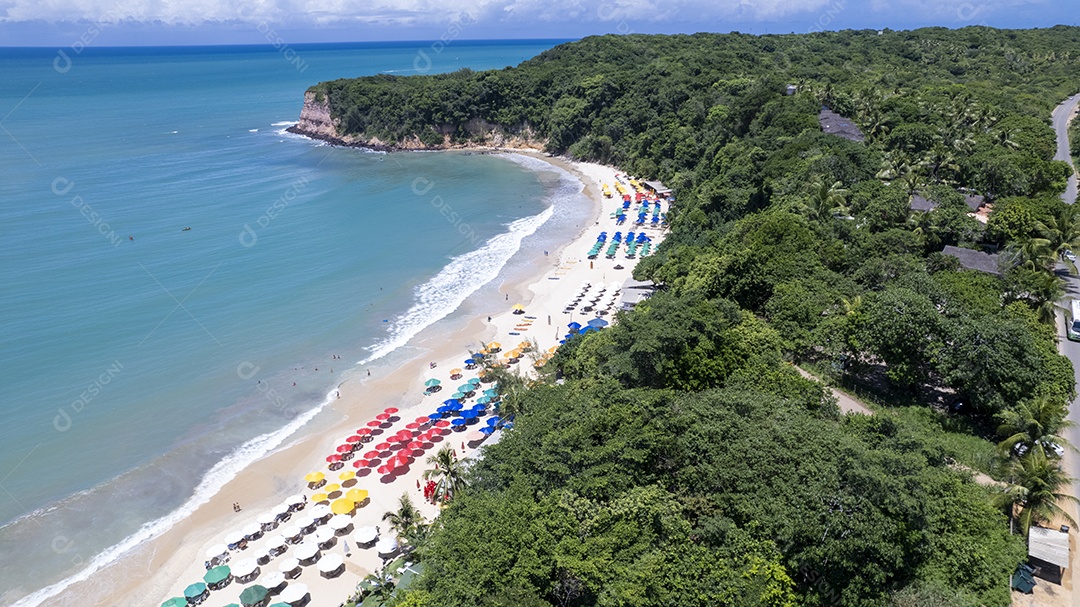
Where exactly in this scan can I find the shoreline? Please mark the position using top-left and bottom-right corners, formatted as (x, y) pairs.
(33, 149), (653, 607)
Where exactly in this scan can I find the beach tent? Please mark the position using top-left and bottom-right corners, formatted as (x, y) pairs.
(238, 585), (268, 607)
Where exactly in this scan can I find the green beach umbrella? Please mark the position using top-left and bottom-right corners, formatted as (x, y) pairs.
(483, 389), (498, 397)
(239, 584), (269, 606)
(424, 379), (440, 387)
(161, 598), (186, 607)
(269, 603), (292, 607)
(203, 564), (231, 585)
(183, 582), (207, 599)
(451, 392), (466, 400)
(222, 604), (240, 607)
(457, 384), (474, 392)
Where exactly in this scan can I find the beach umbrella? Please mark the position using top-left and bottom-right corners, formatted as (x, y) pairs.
(314, 526), (335, 544)
(351, 459), (368, 468)
(567, 321), (582, 331)
(303, 471), (324, 484)
(293, 541), (319, 561)
(239, 584), (268, 607)
(242, 523), (262, 540)
(415, 416), (429, 424)
(488, 342), (501, 350)
(276, 557), (300, 574)
(318, 553), (345, 575)
(344, 435), (363, 443)
(383, 407), (398, 414)
(346, 488), (368, 502)
(161, 598), (186, 607)
(331, 498), (355, 515)
(511, 303), (525, 311)
(457, 384), (474, 393)
(184, 582), (208, 600)
(257, 512), (277, 528)
(405, 422), (420, 429)
(309, 493), (328, 503)
(205, 544), (229, 560)
(264, 534), (287, 550)
(451, 392), (466, 400)
(325, 454), (341, 464)
(232, 558), (258, 579)
(363, 449), (380, 459)
(427, 411), (443, 420)
(588, 318), (609, 328)
(375, 413), (391, 421)
(448, 368), (462, 376)
(480, 426), (496, 435)
(483, 388), (499, 397)
(468, 377), (482, 386)
(323, 483), (341, 494)
(260, 572), (286, 592)
(424, 378), (441, 387)
(451, 418), (467, 427)
(375, 441), (392, 451)
(354, 427), (372, 436)
(328, 514), (353, 530)
(355, 526), (379, 544)
(310, 503), (332, 519)
(366, 420), (382, 427)
(335, 444), (352, 454)
(338, 470), (355, 481)
(281, 525), (302, 541)
(280, 583), (310, 604)
(435, 420), (451, 428)
(476, 396), (491, 404)
(376, 537), (399, 556)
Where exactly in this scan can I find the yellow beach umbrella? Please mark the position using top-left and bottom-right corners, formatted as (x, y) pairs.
(338, 470), (356, 481)
(511, 304), (525, 311)
(310, 492), (329, 503)
(330, 499), (355, 515)
(323, 483), (341, 494)
(304, 471), (325, 484)
(449, 368), (462, 375)
(517, 341), (530, 349)
(345, 488), (368, 503)
(548, 346), (559, 353)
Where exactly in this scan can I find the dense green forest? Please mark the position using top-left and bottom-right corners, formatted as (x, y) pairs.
(319, 27), (1080, 607)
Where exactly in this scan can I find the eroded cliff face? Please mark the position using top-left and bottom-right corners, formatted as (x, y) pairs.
(288, 90), (547, 151)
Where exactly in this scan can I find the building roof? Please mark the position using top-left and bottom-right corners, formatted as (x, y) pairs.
(644, 180), (671, 195)
(818, 107), (865, 142)
(941, 245), (1002, 275)
(909, 194), (938, 212)
(1029, 526), (1070, 569)
(620, 279), (656, 309)
(964, 193), (986, 212)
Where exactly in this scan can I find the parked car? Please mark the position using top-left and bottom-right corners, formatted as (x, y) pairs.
(1065, 249), (1076, 261)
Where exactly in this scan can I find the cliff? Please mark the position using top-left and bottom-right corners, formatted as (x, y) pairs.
(287, 90), (547, 152)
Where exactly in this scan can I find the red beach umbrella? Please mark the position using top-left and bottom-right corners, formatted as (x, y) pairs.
(366, 420), (382, 427)
(375, 442), (392, 451)
(405, 422), (420, 430)
(336, 444), (352, 453)
(384, 407), (399, 414)
(408, 441), (423, 450)
(326, 454), (341, 463)
(352, 459), (367, 468)
(354, 428), (371, 436)
(435, 420), (450, 428)
(363, 450), (380, 459)
(345, 435), (362, 443)
(415, 416), (429, 424)
(377, 465), (391, 475)
(375, 413), (391, 421)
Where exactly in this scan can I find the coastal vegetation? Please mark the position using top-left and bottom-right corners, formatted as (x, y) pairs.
(307, 26), (1080, 607)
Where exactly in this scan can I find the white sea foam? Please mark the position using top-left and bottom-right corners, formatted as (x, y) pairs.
(359, 205), (555, 365)
(270, 121), (298, 126)
(249, 129), (259, 132)
(9, 390), (335, 607)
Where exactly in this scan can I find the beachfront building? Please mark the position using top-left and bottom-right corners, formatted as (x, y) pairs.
(941, 245), (1003, 275)
(643, 180), (672, 200)
(620, 278), (657, 310)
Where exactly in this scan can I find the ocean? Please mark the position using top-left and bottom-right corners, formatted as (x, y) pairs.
(0, 39), (578, 605)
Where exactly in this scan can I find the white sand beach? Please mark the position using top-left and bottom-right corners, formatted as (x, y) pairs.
(52, 152), (668, 607)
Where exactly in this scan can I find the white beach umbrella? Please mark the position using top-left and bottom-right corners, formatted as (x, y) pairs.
(293, 541), (320, 561)
(224, 531), (246, 547)
(281, 525), (303, 541)
(257, 512), (278, 528)
(285, 494), (305, 507)
(232, 557), (258, 578)
(314, 527), (335, 544)
(272, 502), (291, 517)
(280, 582), (309, 604)
(205, 544), (228, 560)
(310, 504), (331, 520)
(375, 537), (398, 556)
(265, 534), (287, 550)
(242, 523), (262, 539)
(317, 553), (344, 574)
(293, 513), (317, 530)
(277, 557), (300, 574)
(327, 514), (352, 531)
(261, 571), (286, 592)
(354, 526), (378, 544)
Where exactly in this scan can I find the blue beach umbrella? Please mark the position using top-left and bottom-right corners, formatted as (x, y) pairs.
(446, 401), (463, 411)
(487, 416), (501, 426)
(480, 426), (495, 435)
(427, 411), (443, 420)
(567, 321), (582, 331)
(443, 399), (462, 406)
(587, 318), (609, 328)
(451, 418), (468, 427)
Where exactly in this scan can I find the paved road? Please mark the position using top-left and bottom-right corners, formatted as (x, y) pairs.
(1054, 271), (1080, 606)
(1052, 93), (1080, 205)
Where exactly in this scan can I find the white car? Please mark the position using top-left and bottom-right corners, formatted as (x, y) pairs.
(1065, 249), (1076, 262)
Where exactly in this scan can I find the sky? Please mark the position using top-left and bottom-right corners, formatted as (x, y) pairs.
(0, 0), (1074, 46)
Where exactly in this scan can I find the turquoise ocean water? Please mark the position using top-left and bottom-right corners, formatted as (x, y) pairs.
(0, 40), (574, 605)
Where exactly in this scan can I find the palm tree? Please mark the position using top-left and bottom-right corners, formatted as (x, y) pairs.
(1036, 206), (1080, 274)
(1010, 236), (1056, 272)
(995, 450), (1078, 535)
(382, 493), (424, 543)
(423, 444), (467, 504)
(805, 177), (848, 221)
(997, 395), (1074, 459)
